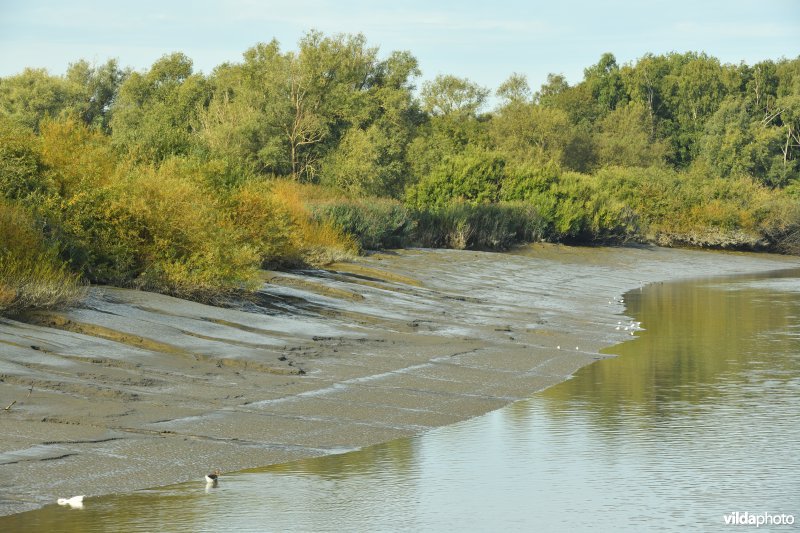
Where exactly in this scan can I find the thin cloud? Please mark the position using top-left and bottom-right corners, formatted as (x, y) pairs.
(673, 20), (796, 39)
(226, 0), (552, 37)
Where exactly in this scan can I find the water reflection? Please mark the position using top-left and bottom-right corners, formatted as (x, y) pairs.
(3, 270), (799, 532)
(548, 269), (800, 421)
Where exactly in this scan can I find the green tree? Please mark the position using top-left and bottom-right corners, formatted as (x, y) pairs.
(287, 31), (389, 180)
(321, 64), (422, 198)
(0, 68), (71, 131)
(698, 97), (753, 178)
(200, 31), (416, 186)
(491, 100), (572, 163)
(621, 54), (670, 137)
(200, 40), (291, 175)
(539, 78), (596, 128)
(775, 57), (800, 98)
(406, 148), (505, 208)
(535, 73), (569, 104)
(744, 60), (779, 118)
(421, 74), (489, 117)
(111, 53), (209, 161)
(696, 59), (800, 186)
(596, 102), (666, 168)
(63, 59), (127, 132)
(772, 93), (800, 184)
(409, 75), (491, 181)
(662, 52), (728, 165)
(497, 73), (532, 104)
(583, 53), (626, 117)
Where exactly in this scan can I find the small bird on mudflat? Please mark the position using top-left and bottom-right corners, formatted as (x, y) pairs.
(57, 495), (85, 508)
(205, 469), (221, 485)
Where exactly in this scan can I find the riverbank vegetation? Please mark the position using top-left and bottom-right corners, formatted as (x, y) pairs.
(1, 32), (799, 314)
(0, 197), (84, 314)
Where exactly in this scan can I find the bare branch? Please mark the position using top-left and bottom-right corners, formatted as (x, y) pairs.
(761, 107), (784, 126)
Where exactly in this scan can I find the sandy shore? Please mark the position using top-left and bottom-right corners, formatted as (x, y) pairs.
(1, 244), (798, 516)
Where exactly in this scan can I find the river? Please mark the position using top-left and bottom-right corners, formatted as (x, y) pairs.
(4, 266), (798, 531)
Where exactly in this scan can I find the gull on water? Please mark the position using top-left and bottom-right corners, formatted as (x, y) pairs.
(57, 495), (84, 509)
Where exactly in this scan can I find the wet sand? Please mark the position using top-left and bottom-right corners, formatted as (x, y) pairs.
(1, 245), (798, 516)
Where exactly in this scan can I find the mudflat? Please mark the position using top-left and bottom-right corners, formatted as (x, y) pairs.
(1, 245), (798, 516)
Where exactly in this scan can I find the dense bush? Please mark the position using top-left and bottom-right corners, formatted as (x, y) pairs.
(310, 198), (414, 250)
(1, 119), (360, 305)
(0, 118), (49, 200)
(0, 198), (84, 316)
(411, 201), (548, 250)
(588, 164), (800, 249)
(406, 149), (505, 209)
(264, 180), (359, 266)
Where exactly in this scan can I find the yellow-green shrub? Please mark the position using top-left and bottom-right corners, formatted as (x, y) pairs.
(0, 118), (50, 201)
(229, 179), (295, 265)
(111, 159), (262, 299)
(0, 199), (84, 316)
(11, 118), (357, 302)
(266, 180), (358, 265)
(39, 117), (117, 195)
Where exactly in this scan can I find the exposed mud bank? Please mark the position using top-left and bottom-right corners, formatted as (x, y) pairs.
(1, 245), (798, 516)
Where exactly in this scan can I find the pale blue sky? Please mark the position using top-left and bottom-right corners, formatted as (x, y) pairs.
(1, 0), (798, 91)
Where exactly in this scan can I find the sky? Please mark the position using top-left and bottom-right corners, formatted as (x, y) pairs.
(1, 0), (798, 92)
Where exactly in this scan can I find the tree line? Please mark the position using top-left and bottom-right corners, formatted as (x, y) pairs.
(2, 33), (799, 190)
(1, 31), (799, 314)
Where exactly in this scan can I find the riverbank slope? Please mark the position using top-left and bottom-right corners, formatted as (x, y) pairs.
(1, 245), (798, 516)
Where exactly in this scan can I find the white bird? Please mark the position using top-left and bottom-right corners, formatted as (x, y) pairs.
(57, 495), (85, 509)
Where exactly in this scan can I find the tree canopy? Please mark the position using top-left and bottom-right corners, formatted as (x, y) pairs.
(1, 34), (799, 312)
(1, 38), (797, 194)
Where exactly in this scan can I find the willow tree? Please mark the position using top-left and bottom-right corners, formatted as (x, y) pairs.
(595, 102), (666, 168)
(0, 68), (73, 131)
(407, 75), (491, 179)
(110, 53), (209, 161)
(491, 73), (595, 171)
(63, 59), (126, 132)
(202, 32), (373, 180)
(319, 49), (422, 197)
